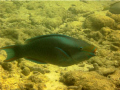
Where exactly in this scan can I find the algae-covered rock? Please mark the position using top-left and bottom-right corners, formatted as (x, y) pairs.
(60, 71), (115, 90)
(97, 49), (111, 57)
(0, 38), (14, 47)
(106, 12), (120, 29)
(88, 56), (103, 66)
(107, 11), (120, 23)
(42, 17), (63, 29)
(65, 21), (83, 30)
(1, 62), (13, 71)
(38, 83), (46, 90)
(108, 30), (120, 42)
(55, 86), (67, 90)
(101, 27), (112, 36)
(108, 31), (120, 51)
(84, 14), (115, 29)
(21, 67), (30, 76)
(0, 2), (17, 13)
(28, 73), (49, 83)
(108, 69), (120, 89)
(91, 63), (99, 71)
(25, 83), (34, 89)
(110, 45), (119, 51)
(68, 4), (87, 14)
(97, 67), (116, 76)
(18, 60), (50, 74)
(87, 31), (103, 41)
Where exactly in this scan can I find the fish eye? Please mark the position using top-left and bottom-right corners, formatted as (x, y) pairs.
(79, 47), (83, 50)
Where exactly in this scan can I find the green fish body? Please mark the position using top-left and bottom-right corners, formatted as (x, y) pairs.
(109, 2), (120, 14)
(0, 34), (96, 66)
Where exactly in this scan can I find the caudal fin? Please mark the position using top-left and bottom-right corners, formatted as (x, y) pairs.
(0, 45), (20, 62)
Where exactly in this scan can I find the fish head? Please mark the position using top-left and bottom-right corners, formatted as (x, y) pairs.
(81, 45), (97, 58)
(71, 45), (97, 62)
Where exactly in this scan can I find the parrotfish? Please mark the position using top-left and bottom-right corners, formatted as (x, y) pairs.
(109, 2), (120, 14)
(0, 34), (96, 66)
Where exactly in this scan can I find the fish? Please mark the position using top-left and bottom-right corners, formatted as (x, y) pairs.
(109, 2), (120, 14)
(0, 34), (97, 67)
(103, 2), (120, 14)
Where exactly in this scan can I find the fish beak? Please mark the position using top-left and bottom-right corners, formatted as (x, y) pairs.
(89, 48), (97, 57)
(92, 48), (97, 56)
(90, 52), (96, 56)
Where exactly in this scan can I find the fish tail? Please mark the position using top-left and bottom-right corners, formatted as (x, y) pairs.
(0, 45), (23, 62)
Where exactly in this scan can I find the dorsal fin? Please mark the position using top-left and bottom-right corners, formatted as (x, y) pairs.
(25, 34), (71, 43)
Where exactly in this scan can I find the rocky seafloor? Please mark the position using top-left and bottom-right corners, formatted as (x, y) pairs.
(0, 1), (120, 90)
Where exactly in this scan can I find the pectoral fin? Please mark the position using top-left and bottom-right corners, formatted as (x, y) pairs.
(55, 47), (70, 60)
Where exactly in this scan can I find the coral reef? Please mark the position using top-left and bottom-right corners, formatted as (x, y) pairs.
(60, 71), (115, 90)
(0, 1), (120, 90)
(108, 69), (120, 89)
(84, 14), (115, 29)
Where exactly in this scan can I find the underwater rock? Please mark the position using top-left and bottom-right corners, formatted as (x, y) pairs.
(67, 85), (82, 90)
(18, 81), (37, 90)
(25, 83), (34, 89)
(101, 27), (112, 36)
(29, 75), (43, 83)
(112, 52), (120, 67)
(97, 67), (116, 76)
(108, 30), (120, 42)
(107, 12), (120, 23)
(19, 61), (50, 74)
(78, 63), (85, 67)
(1, 62), (13, 71)
(68, 4), (87, 14)
(87, 31), (103, 41)
(112, 42), (120, 47)
(31, 65), (50, 74)
(110, 45), (119, 51)
(98, 49), (111, 57)
(26, 4), (35, 10)
(92, 63), (99, 71)
(105, 60), (119, 67)
(28, 73), (49, 83)
(84, 14), (115, 29)
(89, 56), (103, 66)
(60, 71), (115, 90)
(10, 89), (21, 90)
(20, 73), (26, 79)
(0, 38), (14, 48)
(0, 82), (2, 90)
(21, 67), (30, 76)
(106, 11), (120, 29)
(33, 71), (40, 74)
(43, 17), (63, 29)
(65, 21), (83, 30)
(68, 2), (99, 15)
(116, 24), (120, 29)
(55, 86), (67, 90)
(38, 83), (46, 90)
(107, 69), (120, 89)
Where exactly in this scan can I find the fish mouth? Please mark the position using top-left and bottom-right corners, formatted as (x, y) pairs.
(93, 48), (97, 55)
(89, 47), (97, 56)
